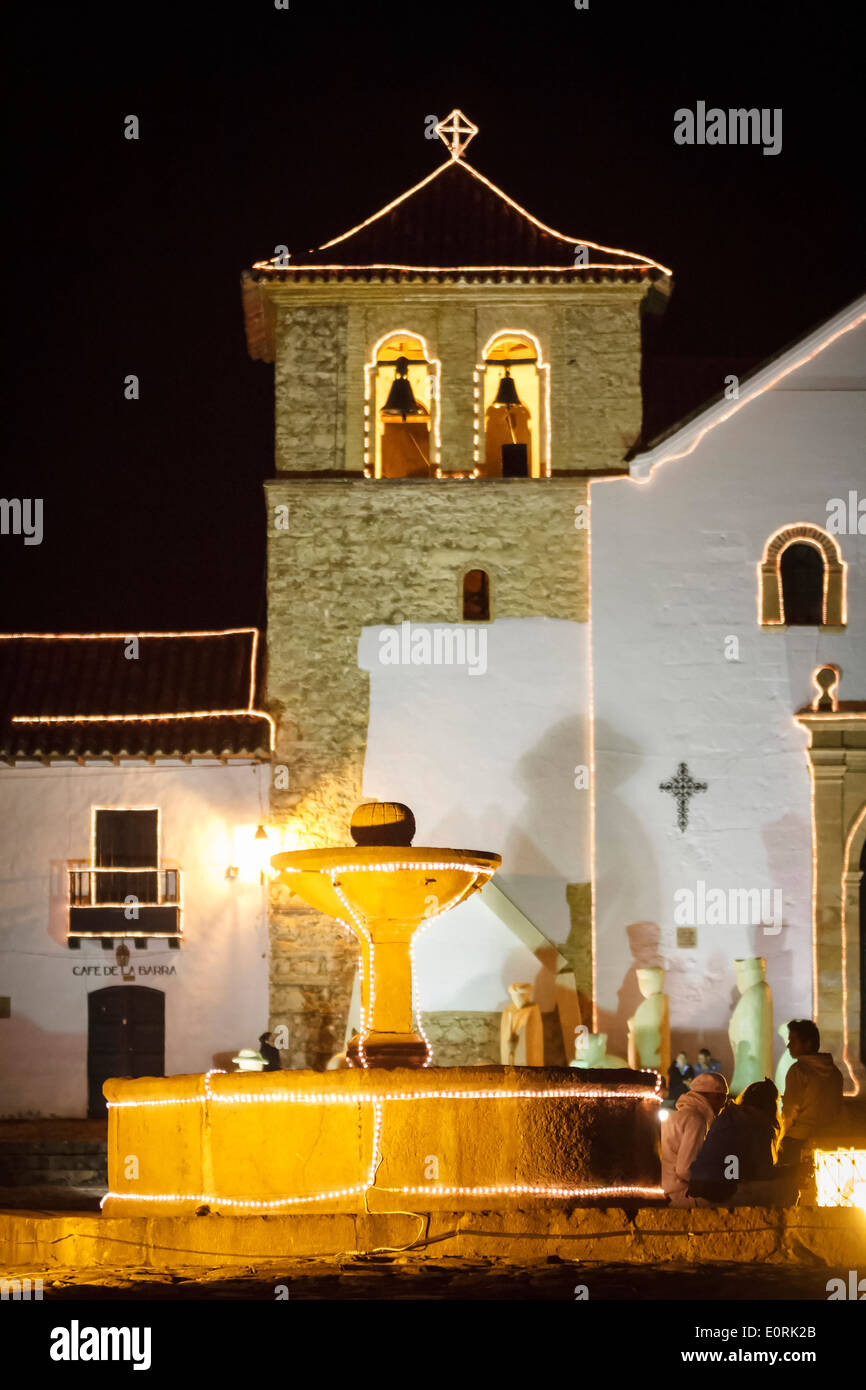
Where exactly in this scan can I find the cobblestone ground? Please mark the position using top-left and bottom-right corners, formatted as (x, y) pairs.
(19, 1259), (838, 1300)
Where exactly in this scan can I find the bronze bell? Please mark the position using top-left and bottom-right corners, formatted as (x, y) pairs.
(381, 356), (424, 419)
(491, 367), (522, 408)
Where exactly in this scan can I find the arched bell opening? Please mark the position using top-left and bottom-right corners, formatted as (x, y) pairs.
(365, 332), (439, 479)
(477, 332), (548, 478)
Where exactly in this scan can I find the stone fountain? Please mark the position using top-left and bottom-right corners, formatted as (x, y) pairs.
(272, 800), (499, 1069)
(101, 803), (663, 1216)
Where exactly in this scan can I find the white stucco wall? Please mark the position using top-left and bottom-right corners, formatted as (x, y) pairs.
(0, 761), (270, 1116)
(358, 619), (590, 1011)
(591, 319), (866, 1067)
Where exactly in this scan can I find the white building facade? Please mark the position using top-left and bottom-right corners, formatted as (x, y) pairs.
(592, 298), (866, 1087)
(0, 631), (272, 1117)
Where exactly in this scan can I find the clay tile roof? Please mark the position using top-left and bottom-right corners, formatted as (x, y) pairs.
(247, 118), (670, 280)
(0, 631), (272, 763)
(282, 159), (660, 272)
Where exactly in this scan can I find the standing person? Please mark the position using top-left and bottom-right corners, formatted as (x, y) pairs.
(259, 1031), (282, 1072)
(779, 1019), (844, 1166)
(660, 1071), (728, 1206)
(687, 1079), (780, 1204)
(694, 1047), (722, 1075)
(666, 1050), (695, 1106)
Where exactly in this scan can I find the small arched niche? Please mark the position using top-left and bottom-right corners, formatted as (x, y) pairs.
(366, 332), (437, 479)
(478, 332), (548, 478)
(463, 568), (490, 622)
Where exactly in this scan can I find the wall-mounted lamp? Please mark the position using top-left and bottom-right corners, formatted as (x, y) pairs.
(254, 824), (270, 885)
(115, 941), (135, 981)
(226, 826), (271, 884)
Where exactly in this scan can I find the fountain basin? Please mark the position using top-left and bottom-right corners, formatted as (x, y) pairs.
(101, 1067), (663, 1216)
(272, 845), (500, 922)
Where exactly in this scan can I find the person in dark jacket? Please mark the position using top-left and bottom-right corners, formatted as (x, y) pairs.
(687, 1078), (780, 1204)
(666, 1051), (695, 1106)
(259, 1031), (282, 1071)
(694, 1048), (723, 1075)
(779, 1018), (844, 1166)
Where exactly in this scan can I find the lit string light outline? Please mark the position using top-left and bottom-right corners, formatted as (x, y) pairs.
(630, 306), (866, 481)
(757, 523), (847, 628)
(102, 1068), (665, 1209)
(252, 109), (670, 279)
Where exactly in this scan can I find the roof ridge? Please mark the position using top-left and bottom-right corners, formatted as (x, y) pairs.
(251, 153), (670, 277)
(629, 293), (866, 481)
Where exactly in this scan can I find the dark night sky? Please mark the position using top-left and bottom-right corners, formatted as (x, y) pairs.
(3, 2), (863, 632)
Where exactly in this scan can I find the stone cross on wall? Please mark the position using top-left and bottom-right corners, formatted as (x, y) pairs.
(659, 762), (708, 833)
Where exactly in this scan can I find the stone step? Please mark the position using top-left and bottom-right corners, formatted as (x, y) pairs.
(0, 1168), (104, 1187)
(0, 1154), (106, 1173)
(0, 1144), (108, 1187)
(0, 1141), (107, 1155)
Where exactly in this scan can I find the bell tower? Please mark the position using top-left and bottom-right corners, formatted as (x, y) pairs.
(243, 111), (671, 1068)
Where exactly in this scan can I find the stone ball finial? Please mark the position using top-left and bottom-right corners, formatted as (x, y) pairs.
(350, 801), (416, 847)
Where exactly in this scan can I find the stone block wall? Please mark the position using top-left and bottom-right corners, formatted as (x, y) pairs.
(274, 304), (347, 473)
(420, 1011), (500, 1066)
(269, 282), (648, 474)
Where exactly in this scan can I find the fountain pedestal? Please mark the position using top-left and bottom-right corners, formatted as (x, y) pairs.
(272, 845), (500, 1068)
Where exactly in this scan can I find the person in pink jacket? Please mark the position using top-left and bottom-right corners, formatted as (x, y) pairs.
(660, 1071), (728, 1206)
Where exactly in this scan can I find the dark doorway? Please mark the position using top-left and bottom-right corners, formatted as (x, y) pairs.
(87, 986), (165, 1118)
(780, 543), (824, 625)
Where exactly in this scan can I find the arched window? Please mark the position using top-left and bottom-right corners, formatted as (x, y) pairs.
(364, 332), (440, 479)
(780, 543), (824, 625)
(463, 569), (490, 622)
(476, 332), (549, 478)
(759, 524), (846, 627)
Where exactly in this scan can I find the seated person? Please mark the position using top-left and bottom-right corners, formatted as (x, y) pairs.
(687, 1079), (780, 1204)
(661, 1071), (728, 1207)
(779, 1019), (844, 1168)
(694, 1047), (722, 1075)
(666, 1051), (695, 1107)
(258, 1031), (282, 1072)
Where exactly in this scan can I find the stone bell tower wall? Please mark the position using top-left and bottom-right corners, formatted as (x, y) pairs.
(266, 476), (590, 1067)
(269, 282), (648, 476)
(263, 275), (651, 1067)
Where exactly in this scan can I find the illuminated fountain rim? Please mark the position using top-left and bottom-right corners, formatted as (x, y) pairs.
(272, 846), (501, 874)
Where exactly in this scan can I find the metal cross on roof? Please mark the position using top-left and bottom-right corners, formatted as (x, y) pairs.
(659, 762), (708, 833)
(435, 109), (479, 160)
